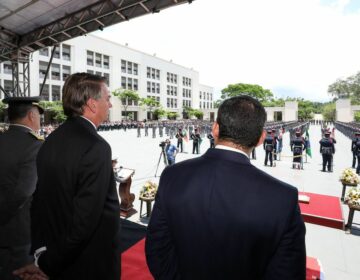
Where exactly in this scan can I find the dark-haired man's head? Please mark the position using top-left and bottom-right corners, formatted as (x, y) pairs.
(62, 72), (112, 127)
(213, 95), (266, 154)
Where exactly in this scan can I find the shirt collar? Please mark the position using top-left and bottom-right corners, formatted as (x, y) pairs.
(10, 124), (33, 132)
(80, 116), (97, 130)
(215, 144), (250, 159)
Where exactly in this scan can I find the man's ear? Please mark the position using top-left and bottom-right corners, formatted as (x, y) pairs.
(212, 122), (219, 138)
(256, 130), (267, 147)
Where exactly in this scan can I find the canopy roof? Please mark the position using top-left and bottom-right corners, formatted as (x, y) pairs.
(0, 0), (190, 62)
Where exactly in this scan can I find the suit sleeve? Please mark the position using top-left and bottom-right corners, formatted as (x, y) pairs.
(264, 190), (306, 280)
(39, 141), (113, 276)
(145, 170), (181, 280)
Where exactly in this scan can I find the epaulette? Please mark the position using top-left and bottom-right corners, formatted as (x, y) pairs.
(29, 131), (45, 141)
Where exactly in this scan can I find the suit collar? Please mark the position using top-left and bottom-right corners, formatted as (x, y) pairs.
(71, 116), (98, 134)
(8, 124), (32, 133)
(203, 148), (251, 165)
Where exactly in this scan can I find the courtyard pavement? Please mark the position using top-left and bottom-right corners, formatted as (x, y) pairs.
(100, 124), (360, 280)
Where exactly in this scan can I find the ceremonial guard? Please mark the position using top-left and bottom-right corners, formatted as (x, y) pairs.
(207, 133), (215, 148)
(290, 130), (305, 169)
(263, 129), (274, 167)
(144, 123), (149, 136)
(352, 131), (360, 168)
(190, 128), (201, 154)
(272, 128), (279, 160)
(176, 128), (184, 152)
(137, 123), (141, 137)
(319, 131), (335, 172)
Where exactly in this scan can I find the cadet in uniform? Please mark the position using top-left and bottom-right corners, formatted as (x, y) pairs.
(351, 132), (360, 168)
(176, 128), (184, 152)
(290, 130), (305, 169)
(272, 128), (279, 160)
(0, 97), (44, 280)
(207, 132), (215, 148)
(191, 128), (201, 154)
(319, 131), (335, 172)
(263, 129), (274, 167)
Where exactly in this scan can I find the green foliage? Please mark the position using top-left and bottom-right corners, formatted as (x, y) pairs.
(322, 102), (336, 121)
(166, 111), (178, 120)
(328, 72), (360, 103)
(183, 107), (203, 119)
(214, 99), (223, 108)
(0, 101), (6, 122)
(112, 88), (140, 120)
(39, 101), (67, 123)
(193, 109), (204, 119)
(354, 111), (360, 122)
(153, 108), (166, 119)
(221, 83), (273, 102)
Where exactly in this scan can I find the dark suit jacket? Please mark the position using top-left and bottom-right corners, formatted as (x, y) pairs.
(0, 125), (43, 246)
(146, 148), (306, 280)
(31, 117), (121, 280)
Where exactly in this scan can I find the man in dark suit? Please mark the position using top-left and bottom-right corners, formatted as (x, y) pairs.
(146, 95), (306, 280)
(14, 73), (121, 280)
(0, 97), (44, 280)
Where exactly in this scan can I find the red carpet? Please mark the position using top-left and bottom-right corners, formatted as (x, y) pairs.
(121, 238), (322, 280)
(122, 238), (153, 280)
(299, 192), (344, 229)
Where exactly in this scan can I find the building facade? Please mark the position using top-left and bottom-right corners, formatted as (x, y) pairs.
(0, 35), (215, 121)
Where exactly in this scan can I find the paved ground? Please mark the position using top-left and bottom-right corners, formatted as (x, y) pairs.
(100, 124), (360, 280)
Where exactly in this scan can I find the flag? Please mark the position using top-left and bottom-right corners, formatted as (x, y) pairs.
(305, 129), (312, 158)
(182, 129), (189, 142)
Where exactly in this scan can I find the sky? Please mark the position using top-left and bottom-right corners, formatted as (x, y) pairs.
(95, 0), (360, 102)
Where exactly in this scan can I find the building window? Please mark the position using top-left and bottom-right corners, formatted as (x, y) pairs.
(147, 81), (151, 92)
(127, 62), (132, 74)
(199, 91), (202, 99)
(87, 51), (94, 66)
(87, 70), (94, 74)
(95, 53), (102, 68)
(121, 60), (126, 73)
(103, 55), (109, 69)
(54, 46), (60, 59)
(3, 62), (12, 74)
(104, 73), (110, 87)
(62, 65), (71, 81)
(147, 67), (150, 78)
(128, 77), (132, 90)
(40, 84), (49, 101)
(39, 61), (48, 79)
(133, 63), (138, 75)
(62, 44), (71, 61)
(95, 71), (101, 77)
(52, 85), (61, 101)
(133, 79), (138, 91)
(167, 85), (170, 95)
(51, 64), (60, 80)
(156, 69), (160, 80)
(156, 83), (160, 94)
(4, 80), (12, 94)
(39, 48), (49, 56)
(151, 82), (155, 93)
(121, 77), (126, 89)
(151, 68), (155, 79)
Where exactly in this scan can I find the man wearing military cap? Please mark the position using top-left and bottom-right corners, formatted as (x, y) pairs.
(319, 130), (335, 172)
(0, 96), (44, 280)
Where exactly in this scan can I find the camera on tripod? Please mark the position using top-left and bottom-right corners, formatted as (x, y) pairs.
(159, 141), (166, 148)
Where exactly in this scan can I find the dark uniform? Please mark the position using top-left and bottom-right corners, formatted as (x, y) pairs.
(272, 129), (278, 160)
(0, 97), (44, 280)
(291, 132), (305, 169)
(351, 132), (360, 168)
(319, 132), (335, 172)
(190, 129), (201, 154)
(263, 130), (274, 167)
(176, 129), (184, 152)
(207, 133), (215, 148)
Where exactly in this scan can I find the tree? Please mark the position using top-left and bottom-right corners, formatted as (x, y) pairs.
(214, 99), (223, 108)
(167, 111), (178, 120)
(112, 88), (140, 120)
(354, 111), (360, 122)
(153, 108), (166, 120)
(193, 109), (204, 120)
(39, 101), (67, 124)
(183, 106), (195, 119)
(221, 83), (273, 102)
(140, 97), (160, 120)
(328, 72), (360, 103)
(322, 102), (336, 121)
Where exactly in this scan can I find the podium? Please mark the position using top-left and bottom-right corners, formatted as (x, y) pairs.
(118, 168), (136, 218)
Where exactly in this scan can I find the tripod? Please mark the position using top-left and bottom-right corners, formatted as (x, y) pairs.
(154, 147), (168, 177)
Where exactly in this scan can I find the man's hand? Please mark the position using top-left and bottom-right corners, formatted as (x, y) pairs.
(13, 263), (48, 280)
